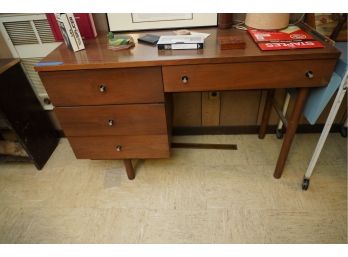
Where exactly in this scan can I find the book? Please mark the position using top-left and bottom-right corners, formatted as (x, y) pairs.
(54, 13), (75, 51)
(248, 25), (324, 51)
(66, 14), (85, 51)
(46, 13), (97, 41)
(73, 13), (97, 39)
(46, 13), (63, 42)
(54, 13), (85, 52)
(157, 35), (204, 50)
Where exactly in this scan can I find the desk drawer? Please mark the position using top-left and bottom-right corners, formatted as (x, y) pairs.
(162, 59), (336, 92)
(55, 104), (168, 136)
(39, 67), (164, 106)
(68, 135), (170, 159)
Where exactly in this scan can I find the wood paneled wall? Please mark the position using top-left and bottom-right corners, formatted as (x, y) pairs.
(172, 89), (347, 128)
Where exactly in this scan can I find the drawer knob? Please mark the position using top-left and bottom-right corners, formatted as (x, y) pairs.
(116, 145), (122, 152)
(108, 119), (114, 126)
(181, 75), (189, 84)
(305, 71), (314, 79)
(99, 84), (107, 93)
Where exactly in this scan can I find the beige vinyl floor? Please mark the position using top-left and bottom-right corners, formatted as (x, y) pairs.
(0, 133), (346, 243)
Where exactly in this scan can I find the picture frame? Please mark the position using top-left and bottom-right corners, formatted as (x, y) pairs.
(107, 13), (217, 32)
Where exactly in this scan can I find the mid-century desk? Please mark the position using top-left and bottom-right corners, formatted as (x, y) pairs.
(35, 27), (340, 180)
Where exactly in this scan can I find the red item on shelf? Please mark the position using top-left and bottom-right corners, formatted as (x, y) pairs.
(46, 13), (63, 41)
(46, 13), (97, 41)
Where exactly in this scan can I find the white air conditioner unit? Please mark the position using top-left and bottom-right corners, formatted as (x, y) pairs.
(0, 13), (62, 110)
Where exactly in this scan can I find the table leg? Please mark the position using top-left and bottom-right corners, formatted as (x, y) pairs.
(258, 89), (275, 139)
(123, 159), (135, 180)
(273, 87), (309, 179)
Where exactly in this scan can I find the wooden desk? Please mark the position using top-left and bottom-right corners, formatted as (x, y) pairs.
(35, 27), (340, 180)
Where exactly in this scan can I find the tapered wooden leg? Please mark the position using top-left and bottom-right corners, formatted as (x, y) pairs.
(273, 87), (309, 179)
(123, 159), (135, 180)
(258, 89), (275, 139)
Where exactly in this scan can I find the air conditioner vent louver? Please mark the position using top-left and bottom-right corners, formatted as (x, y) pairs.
(3, 21), (38, 45)
(21, 58), (46, 95)
(0, 14), (61, 110)
(33, 19), (55, 43)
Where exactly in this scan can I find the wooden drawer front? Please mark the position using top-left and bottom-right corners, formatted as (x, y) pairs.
(55, 104), (167, 136)
(162, 59), (336, 92)
(39, 67), (164, 106)
(68, 135), (170, 159)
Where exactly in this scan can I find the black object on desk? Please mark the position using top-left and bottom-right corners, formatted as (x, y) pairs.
(137, 34), (160, 46)
(0, 59), (59, 169)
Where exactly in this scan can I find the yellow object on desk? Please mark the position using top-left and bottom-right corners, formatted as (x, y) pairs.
(107, 32), (135, 51)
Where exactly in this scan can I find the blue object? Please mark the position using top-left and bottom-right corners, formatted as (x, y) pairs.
(303, 42), (348, 125)
(35, 61), (64, 67)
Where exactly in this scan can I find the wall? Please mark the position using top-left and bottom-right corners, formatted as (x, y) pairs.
(92, 13), (109, 33)
(172, 89), (347, 130)
(0, 32), (12, 58)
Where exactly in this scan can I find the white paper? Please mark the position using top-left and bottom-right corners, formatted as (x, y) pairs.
(189, 31), (211, 39)
(157, 35), (204, 44)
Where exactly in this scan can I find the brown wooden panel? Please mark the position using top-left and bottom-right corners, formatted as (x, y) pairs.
(162, 60), (336, 92)
(69, 135), (170, 159)
(202, 92), (220, 126)
(0, 34), (13, 59)
(0, 62), (58, 169)
(221, 90), (262, 126)
(55, 104), (168, 136)
(172, 92), (202, 127)
(39, 67), (164, 106)
(0, 59), (19, 74)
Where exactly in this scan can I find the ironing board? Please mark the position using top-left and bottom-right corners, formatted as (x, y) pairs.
(302, 42), (347, 190)
(274, 42), (347, 189)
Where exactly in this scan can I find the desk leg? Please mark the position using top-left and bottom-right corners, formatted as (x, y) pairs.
(273, 87), (309, 179)
(258, 89), (275, 139)
(123, 159), (135, 180)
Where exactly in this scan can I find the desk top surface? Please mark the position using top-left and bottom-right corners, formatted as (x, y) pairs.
(36, 26), (340, 72)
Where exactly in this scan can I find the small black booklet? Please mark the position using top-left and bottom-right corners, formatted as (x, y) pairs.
(137, 34), (160, 46)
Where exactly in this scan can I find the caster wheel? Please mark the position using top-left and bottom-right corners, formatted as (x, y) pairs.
(276, 129), (283, 139)
(340, 126), (347, 138)
(302, 178), (310, 191)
